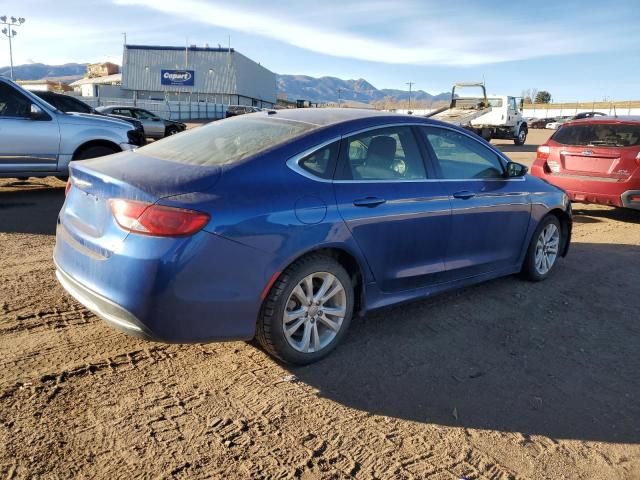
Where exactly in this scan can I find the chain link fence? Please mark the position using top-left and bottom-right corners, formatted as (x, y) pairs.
(80, 97), (227, 121)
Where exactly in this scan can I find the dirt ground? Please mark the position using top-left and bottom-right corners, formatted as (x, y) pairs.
(1, 129), (639, 479)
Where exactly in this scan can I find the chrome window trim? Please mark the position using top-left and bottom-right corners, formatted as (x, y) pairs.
(286, 136), (341, 183)
(286, 121), (525, 183)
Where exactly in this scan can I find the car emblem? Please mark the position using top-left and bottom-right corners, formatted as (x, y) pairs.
(582, 150), (593, 156)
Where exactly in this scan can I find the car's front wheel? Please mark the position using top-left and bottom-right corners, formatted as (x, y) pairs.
(256, 255), (354, 365)
(514, 125), (527, 145)
(522, 215), (562, 281)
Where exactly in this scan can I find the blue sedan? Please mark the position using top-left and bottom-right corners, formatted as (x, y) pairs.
(54, 109), (572, 364)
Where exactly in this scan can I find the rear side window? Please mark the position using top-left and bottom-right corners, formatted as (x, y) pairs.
(298, 141), (339, 179)
(552, 123), (640, 147)
(335, 126), (427, 181)
(139, 116), (316, 166)
(422, 127), (505, 179)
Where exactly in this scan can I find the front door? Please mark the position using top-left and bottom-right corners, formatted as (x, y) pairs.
(133, 109), (165, 138)
(333, 125), (451, 292)
(0, 82), (59, 173)
(419, 126), (531, 280)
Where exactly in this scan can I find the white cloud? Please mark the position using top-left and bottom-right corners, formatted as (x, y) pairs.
(113, 0), (605, 66)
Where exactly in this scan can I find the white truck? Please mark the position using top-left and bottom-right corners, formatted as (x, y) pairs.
(426, 82), (528, 146)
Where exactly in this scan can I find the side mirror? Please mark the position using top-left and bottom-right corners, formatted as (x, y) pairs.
(506, 161), (528, 178)
(29, 103), (49, 121)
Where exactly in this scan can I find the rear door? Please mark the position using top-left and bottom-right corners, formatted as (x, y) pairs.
(0, 82), (60, 173)
(419, 126), (531, 279)
(333, 125), (451, 292)
(549, 123), (640, 181)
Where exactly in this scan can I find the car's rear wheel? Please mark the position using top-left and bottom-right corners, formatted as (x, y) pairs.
(522, 215), (562, 281)
(256, 255), (354, 365)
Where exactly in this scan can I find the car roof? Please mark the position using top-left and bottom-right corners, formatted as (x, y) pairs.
(260, 108), (413, 127)
(563, 115), (640, 126)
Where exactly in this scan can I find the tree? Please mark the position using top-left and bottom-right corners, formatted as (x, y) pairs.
(535, 91), (552, 104)
(521, 88), (538, 105)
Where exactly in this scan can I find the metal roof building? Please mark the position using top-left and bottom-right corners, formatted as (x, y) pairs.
(121, 45), (276, 107)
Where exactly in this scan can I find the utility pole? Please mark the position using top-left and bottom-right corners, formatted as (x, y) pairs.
(1, 15), (26, 80)
(406, 81), (414, 113)
(337, 88), (343, 108)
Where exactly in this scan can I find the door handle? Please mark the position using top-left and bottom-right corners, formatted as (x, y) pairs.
(453, 190), (476, 200)
(353, 197), (386, 207)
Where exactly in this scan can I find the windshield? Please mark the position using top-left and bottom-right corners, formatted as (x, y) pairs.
(552, 123), (640, 147)
(138, 115), (316, 166)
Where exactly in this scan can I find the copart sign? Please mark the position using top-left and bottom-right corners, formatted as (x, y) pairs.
(161, 70), (195, 86)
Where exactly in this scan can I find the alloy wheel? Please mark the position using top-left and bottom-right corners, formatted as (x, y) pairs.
(534, 223), (560, 275)
(282, 272), (347, 353)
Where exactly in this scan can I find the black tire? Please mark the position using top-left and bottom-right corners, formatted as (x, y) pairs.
(74, 145), (119, 161)
(16, 177), (29, 181)
(521, 215), (562, 281)
(514, 125), (527, 145)
(165, 126), (179, 137)
(256, 254), (354, 365)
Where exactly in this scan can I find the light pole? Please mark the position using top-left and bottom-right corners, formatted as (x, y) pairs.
(1, 15), (25, 80)
(337, 88), (343, 108)
(406, 81), (414, 113)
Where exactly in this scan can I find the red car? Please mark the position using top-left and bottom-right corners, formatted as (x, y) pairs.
(531, 117), (640, 210)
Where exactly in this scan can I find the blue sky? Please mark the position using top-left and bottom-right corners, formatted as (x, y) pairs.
(1, 0), (639, 101)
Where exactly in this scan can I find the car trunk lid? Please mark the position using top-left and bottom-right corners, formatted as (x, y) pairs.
(548, 122), (640, 180)
(63, 151), (220, 248)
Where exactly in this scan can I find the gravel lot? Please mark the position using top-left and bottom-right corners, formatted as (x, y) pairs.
(1, 129), (639, 479)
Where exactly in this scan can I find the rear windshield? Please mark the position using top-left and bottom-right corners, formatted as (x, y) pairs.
(552, 123), (640, 147)
(138, 115), (315, 166)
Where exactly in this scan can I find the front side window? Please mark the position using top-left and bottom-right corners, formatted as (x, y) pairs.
(133, 109), (157, 120)
(336, 126), (427, 181)
(0, 83), (31, 118)
(298, 141), (339, 179)
(422, 127), (505, 179)
(113, 108), (133, 117)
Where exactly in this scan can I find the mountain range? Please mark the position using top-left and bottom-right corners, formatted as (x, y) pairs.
(277, 75), (450, 104)
(1, 62), (450, 104)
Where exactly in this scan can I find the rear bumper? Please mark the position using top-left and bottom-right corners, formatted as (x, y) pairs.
(531, 167), (639, 208)
(54, 222), (275, 343)
(55, 260), (153, 340)
(621, 190), (640, 210)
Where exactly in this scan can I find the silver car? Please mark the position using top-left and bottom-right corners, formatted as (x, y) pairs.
(0, 77), (143, 179)
(96, 106), (186, 139)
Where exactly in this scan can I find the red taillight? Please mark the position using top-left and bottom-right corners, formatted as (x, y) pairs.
(65, 178), (72, 196)
(109, 199), (210, 237)
(537, 145), (550, 161)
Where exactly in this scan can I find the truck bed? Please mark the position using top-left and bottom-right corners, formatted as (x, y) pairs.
(427, 106), (492, 127)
